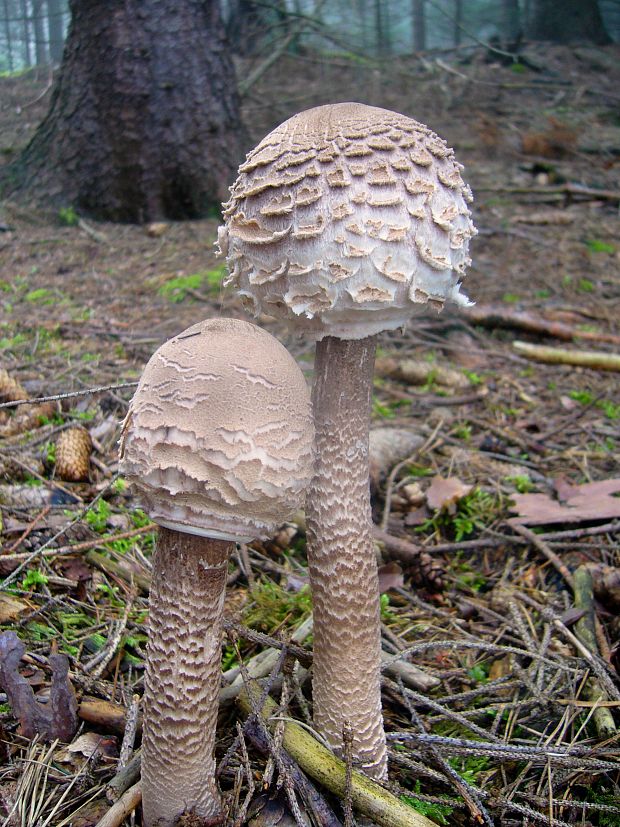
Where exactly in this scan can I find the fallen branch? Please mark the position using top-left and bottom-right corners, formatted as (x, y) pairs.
(95, 782), (142, 827)
(573, 566), (617, 739)
(463, 304), (620, 346)
(474, 183), (620, 202)
(513, 341), (620, 372)
(237, 683), (436, 827)
(510, 523), (574, 590)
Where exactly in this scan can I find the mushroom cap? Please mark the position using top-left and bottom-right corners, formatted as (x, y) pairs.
(219, 102), (476, 341)
(119, 318), (314, 541)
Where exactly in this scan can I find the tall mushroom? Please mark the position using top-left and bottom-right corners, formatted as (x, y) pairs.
(219, 102), (476, 779)
(119, 318), (313, 827)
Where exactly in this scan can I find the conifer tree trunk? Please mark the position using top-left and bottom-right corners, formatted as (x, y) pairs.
(47, 0), (65, 63)
(4, 0), (245, 222)
(528, 0), (611, 44)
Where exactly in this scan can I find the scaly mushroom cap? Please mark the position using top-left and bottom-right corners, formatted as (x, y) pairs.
(119, 318), (314, 541)
(219, 102), (476, 340)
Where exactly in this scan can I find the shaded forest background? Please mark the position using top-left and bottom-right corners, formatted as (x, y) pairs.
(1, 0), (619, 74)
(0, 2), (619, 826)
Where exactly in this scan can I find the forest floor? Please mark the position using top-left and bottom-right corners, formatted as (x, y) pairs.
(0, 41), (619, 826)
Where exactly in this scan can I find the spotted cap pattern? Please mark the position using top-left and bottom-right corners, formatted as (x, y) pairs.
(219, 102), (476, 340)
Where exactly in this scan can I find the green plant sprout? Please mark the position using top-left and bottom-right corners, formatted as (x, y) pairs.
(505, 474), (534, 493)
(419, 488), (502, 542)
(158, 266), (225, 303)
(577, 278), (594, 293)
(243, 580), (312, 635)
(21, 569), (49, 590)
(586, 239), (615, 254)
(25, 288), (55, 304)
(86, 499), (112, 533)
(158, 272), (204, 302)
(58, 206), (79, 226)
(402, 782), (454, 824)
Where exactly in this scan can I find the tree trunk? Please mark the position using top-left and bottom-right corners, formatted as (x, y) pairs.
(3, 0), (245, 222)
(47, 0), (64, 63)
(20, 0), (31, 67)
(501, 0), (520, 43)
(3, 0), (15, 71)
(528, 0), (611, 44)
(225, 0), (264, 56)
(32, 0), (47, 65)
(412, 0), (425, 52)
(374, 0), (390, 57)
(453, 0), (462, 46)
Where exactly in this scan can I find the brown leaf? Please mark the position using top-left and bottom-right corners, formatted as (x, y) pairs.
(510, 478), (620, 526)
(426, 475), (472, 512)
(0, 594), (31, 624)
(588, 564), (620, 607)
(377, 562), (404, 593)
(56, 732), (118, 765)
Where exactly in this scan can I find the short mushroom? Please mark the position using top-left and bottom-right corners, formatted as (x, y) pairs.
(119, 317), (313, 827)
(219, 102), (476, 779)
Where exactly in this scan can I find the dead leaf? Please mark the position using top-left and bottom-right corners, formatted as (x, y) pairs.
(56, 732), (118, 764)
(510, 478), (620, 525)
(587, 564), (620, 607)
(404, 506), (430, 527)
(145, 222), (168, 238)
(378, 562), (404, 593)
(426, 475), (473, 512)
(369, 427), (425, 489)
(0, 593), (32, 623)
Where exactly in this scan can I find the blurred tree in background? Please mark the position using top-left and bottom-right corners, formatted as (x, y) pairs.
(1, 0), (245, 221)
(0, 0), (616, 220)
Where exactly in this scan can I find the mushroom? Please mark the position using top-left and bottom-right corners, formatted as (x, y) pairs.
(119, 318), (314, 827)
(219, 102), (476, 780)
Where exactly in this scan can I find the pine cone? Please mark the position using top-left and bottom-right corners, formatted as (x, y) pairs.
(408, 549), (446, 592)
(0, 369), (28, 404)
(55, 427), (92, 482)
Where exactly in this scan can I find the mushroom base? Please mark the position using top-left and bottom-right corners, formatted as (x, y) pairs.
(306, 334), (388, 780)
(141, 527), (232, 827)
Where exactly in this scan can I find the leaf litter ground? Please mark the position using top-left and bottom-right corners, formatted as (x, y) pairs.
(0, 43), (619, 826)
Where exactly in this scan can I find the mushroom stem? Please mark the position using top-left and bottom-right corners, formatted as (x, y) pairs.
(141, 527), (232, 827)
(306, 334), (387, 780)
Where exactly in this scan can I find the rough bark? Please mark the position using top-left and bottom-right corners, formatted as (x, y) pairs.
(225, 0), (264, 56)
(141, 527), (232, 827)
(47, 0), (65, 64)
(412, 0), (426, 52)
(306, 335), (388, 781)
(3, 0), (245, 221)
(527, 0), (611, 44)
(32, 0), (47, 65)
(501, 0), (520, 43)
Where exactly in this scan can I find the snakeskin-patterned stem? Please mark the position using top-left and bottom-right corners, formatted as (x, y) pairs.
(141, 527), (232, 827)
(306, 335), (388, 781)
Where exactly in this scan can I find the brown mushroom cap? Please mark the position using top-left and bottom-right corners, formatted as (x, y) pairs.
(119, 318), (314, 541)
(219, 102), (476, 340)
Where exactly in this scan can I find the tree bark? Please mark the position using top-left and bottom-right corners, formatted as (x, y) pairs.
(453, 0), (462, 46)
(225, 0), (264, 56)
(3, 0), (245, 222)
(47, 0), (65, 64)
(20, 0), (31, 67)
(527, 0), (611, 44)
(32, 0), (48, 65)
(412, 0), (425, 52)
(3, 0), (15, 72)
(501, 0), (520, 43)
